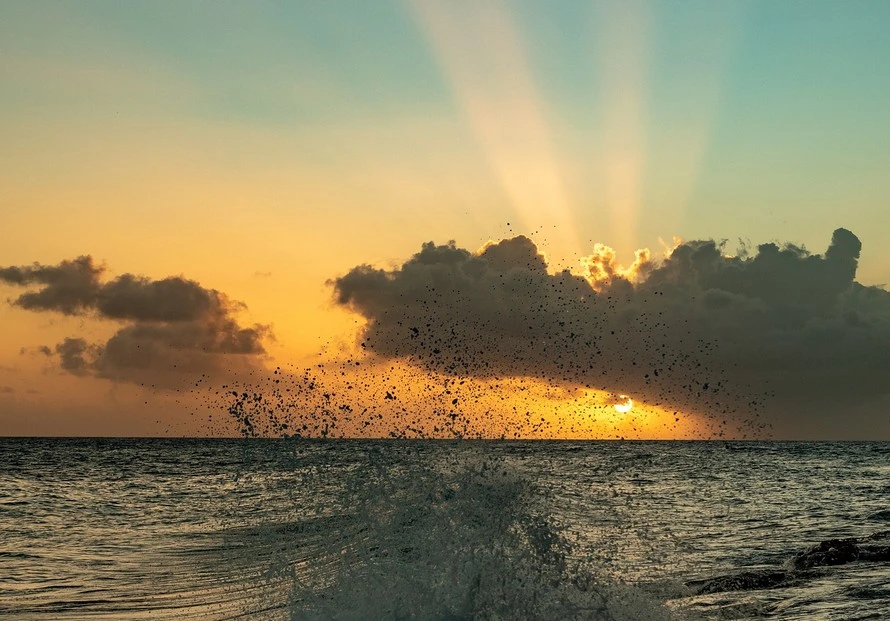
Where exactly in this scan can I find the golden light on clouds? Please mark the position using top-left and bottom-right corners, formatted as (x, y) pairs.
(580, 243), (653, 290)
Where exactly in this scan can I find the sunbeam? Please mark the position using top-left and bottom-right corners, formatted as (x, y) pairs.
(410, 0), (582, 262)
(591, 0), (653, 259)
(646, 2), (745, 236)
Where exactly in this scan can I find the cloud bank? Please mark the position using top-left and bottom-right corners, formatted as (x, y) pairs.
(332, 229), (890, 436)
(0, 256), (269, 387)
(4, 231), (887, 438)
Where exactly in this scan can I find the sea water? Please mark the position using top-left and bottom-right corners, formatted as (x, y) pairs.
(1, 439), (889, 620)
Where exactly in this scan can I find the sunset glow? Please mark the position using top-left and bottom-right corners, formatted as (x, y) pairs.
(613, 396), (633, 414)
(6, 5), (890, 620)
(1, 1), (889, 440)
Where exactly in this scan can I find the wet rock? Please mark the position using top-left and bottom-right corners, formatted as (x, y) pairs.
(687, 569), (794, 594)
(789, 538), (861, 570)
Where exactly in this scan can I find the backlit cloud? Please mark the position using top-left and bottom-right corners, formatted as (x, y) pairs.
(332, 229), (890, 437)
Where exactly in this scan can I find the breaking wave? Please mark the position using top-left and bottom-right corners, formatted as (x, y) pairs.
(269, 447), (681, 620)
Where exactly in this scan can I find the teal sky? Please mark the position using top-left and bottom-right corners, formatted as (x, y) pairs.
(3, 1), (889, 282)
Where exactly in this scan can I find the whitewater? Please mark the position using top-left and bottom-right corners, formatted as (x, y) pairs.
(1, 439), (889, 620)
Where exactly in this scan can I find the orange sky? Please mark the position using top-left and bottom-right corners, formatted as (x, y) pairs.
(2, 2), (889, 438)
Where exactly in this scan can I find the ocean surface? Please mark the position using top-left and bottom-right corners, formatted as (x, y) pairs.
(1, 439), (889, 620)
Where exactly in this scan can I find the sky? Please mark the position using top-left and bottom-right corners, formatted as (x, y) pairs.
(1, 1), (889, 439)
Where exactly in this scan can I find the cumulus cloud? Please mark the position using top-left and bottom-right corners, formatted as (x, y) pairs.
(0, 256), (103, 315)
(332, 229), (890, 436)
(54, 338), (97, 376)
(0, 256), (270, 387)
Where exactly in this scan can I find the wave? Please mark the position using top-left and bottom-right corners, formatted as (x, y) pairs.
(276, 450), (681, 620)
(868, 509), (890, 521)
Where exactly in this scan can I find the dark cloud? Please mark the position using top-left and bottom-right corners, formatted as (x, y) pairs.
(96, 274), (226, 322)
(0, 256), (104, 315)
(0, 386), (14, 394)
(0, 257), (239, 323)
(18, 346), (53, 357)
(1, 257), (270, 387)
(94, 320), (269, 385)
(54, 338), (96, 376)
(332, 229), (890, 437)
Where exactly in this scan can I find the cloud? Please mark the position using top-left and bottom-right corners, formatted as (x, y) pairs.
(1, 256), (239, 322)
(0, 256), (104, 315)
(1, 256), (270, 387)
(331, 229), (890, 437)
(54, 338), (97, 376)
(0, 386), (14, 394)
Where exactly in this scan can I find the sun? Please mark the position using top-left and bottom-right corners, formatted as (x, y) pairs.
(613, 395), (633, 413)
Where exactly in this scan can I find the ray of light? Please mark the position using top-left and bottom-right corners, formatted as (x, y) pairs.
(590, 2), (745, 255)
(646, 3), (745, 236)
(410, 0), (582, 263)
(591, 0), (653, 259)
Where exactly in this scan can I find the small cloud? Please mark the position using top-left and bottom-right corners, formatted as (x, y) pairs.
(54, 338), (97, 376)
(0, 256), (104, 315)
(1, 256), (273, 388)
(19, 345), (52, 357)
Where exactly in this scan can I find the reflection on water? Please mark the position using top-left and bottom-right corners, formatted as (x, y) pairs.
(1, 439), (889, 619)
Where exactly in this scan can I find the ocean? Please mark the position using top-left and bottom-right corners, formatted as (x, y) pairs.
(1, 439), (889, 620)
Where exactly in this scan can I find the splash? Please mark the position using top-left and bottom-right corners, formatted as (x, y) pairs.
(279, 448), (679, 620)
